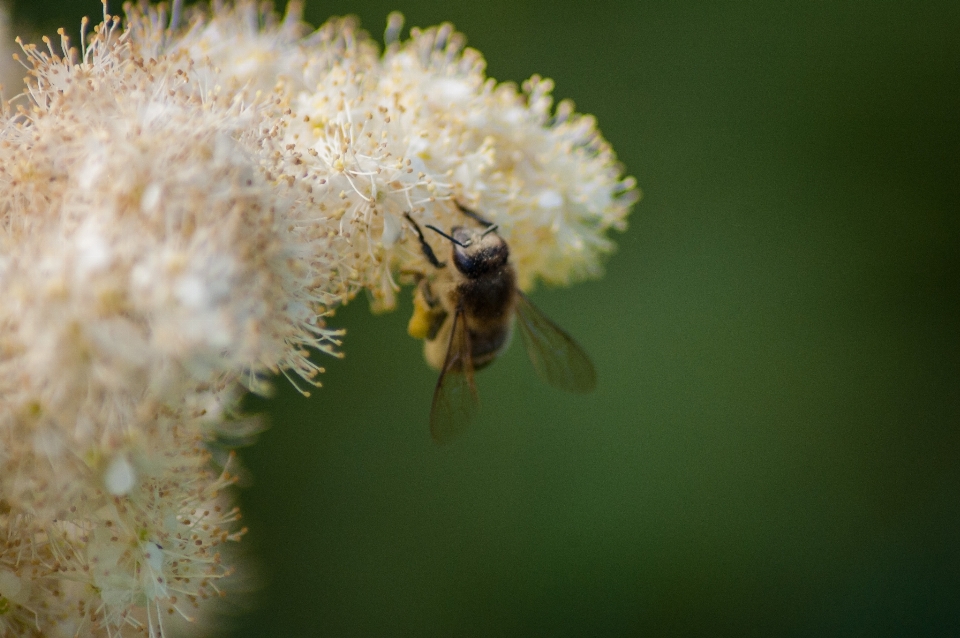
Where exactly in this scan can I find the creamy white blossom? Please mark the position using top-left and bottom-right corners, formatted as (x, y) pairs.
(0, 1), (636, 634)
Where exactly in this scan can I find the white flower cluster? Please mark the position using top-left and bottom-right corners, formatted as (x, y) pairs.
(0, 1), (636, 635)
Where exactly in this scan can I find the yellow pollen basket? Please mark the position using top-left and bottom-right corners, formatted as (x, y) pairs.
(407, 288), (435, 340)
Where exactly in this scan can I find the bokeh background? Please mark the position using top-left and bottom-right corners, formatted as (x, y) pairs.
(9, 0), (960, 635)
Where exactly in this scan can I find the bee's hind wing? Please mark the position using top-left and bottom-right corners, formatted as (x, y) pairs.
(515, 292), (596, 393)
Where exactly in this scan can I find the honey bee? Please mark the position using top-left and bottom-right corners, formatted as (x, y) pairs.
(404, 204), (596, 443)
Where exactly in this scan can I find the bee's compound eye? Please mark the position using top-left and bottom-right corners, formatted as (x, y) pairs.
(452, 244), (479, 275)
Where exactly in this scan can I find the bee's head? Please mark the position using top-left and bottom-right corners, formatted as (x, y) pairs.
(424, 222), (509, 277)
(449, 225), (509, 278)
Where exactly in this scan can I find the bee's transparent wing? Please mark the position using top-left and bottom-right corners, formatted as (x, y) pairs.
(515, 291), (597, 393)
(430, 306), (479, 443)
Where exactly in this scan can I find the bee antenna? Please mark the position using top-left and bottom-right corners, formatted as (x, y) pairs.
(426, 225), (472, 247)
(480, 224), (499, 237)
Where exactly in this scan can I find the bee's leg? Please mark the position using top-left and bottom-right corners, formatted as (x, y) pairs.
(398, 269), (426, 284)
(455, 201), (494, 227)
(408, 278), (448, 341)
(403, 212), (445, 269)
(418, 278), (440, 308)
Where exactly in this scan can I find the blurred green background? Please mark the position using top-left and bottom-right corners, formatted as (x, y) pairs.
(11, 0), (960, 635)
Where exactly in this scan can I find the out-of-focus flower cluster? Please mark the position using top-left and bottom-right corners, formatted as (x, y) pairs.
(0, 1), (636, 635)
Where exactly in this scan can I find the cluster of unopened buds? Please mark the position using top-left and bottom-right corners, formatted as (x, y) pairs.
(0, 0), (636, 634)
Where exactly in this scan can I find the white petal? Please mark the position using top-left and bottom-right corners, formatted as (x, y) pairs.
(104, 455), (137, 495)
